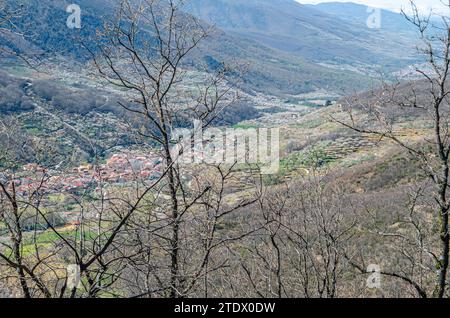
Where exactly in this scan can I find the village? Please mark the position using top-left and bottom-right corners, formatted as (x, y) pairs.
(12, 151), (164, 196)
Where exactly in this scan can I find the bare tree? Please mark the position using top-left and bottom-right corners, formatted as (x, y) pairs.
(89, 0), (259, 298)
(333, 0), (450, 298)
(228, 171), (356, 298)
(0, 1), (37, 66)
(0, 0), (20, 34)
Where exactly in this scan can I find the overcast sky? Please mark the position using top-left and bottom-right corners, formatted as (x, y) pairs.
(297, 0), (449, 13)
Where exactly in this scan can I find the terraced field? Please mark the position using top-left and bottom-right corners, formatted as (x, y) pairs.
(322, 136), (377, 161)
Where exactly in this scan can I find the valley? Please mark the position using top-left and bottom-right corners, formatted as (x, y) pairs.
(0, 0), (449, 300)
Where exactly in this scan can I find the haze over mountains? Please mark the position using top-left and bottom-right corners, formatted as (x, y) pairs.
(184, 0), (418, 74)
(2, 1), (450, 300)
(0, 0), (420, 98)
(307, 2), (418, 34)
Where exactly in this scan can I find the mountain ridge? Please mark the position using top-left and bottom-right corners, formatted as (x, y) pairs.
(184, 0), (418, 72)
(0, 0), (374, 96)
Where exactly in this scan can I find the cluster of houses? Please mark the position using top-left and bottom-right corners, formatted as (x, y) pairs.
(12, 152), (164, 196)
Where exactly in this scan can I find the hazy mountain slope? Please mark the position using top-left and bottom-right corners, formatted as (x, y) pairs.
(184, 0), (418, 71)
(0, 0), (372, 96)
(194, 29), (372, 95)
(307, 2), (416, 35)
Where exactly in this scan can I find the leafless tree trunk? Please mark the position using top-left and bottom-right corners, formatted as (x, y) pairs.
(333, 0), (450, 298)
(89, 0), (259, 298)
